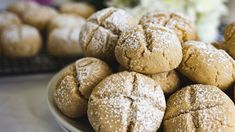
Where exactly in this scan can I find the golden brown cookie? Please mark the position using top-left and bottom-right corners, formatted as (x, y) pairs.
(164, 84), (235, 132)
(149, 70), (180, 94)
(139, 11), (197, 42)
(22, 6), (58, 31)
(60, 2), (95, 18)
(54, 57), (112, 118)
(1, 24), (41, 58)
(224, 22), (235, 41)
(47, 27), (83, 57)
(220, 22), (235, 59)
(0, 11), (21, 31)
(117, 66), (180, 94)
(179, 41), (235, 90)
(88, 71), (166, 132)
(48, 14), (85, 32)
(115, 24), (182, 74)
(7, 1), (39, 17)
(79, 7), (135, 62)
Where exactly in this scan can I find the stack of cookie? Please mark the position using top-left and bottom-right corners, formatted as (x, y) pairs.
(53, 7), (235, 132)
(0, 1), (95, 58)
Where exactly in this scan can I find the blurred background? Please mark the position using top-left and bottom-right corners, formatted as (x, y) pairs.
(0, 0), (234, 77)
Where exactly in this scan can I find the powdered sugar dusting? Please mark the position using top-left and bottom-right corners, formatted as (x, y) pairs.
(0, 11), (21, 28)
(88, 71), (166, 131)
(49, 14), (85, 30)
(1, 25), (39, 44)
(164, 84), (235, 131)
(140, 11), (196, 42)
(184, 41), (234, 65)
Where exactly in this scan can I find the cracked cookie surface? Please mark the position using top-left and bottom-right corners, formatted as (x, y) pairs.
(139, 11), (197, 42)
(1, 24), (41, 57)
(88, 71), (166, 132)
(79, 7), (135, 62)
(179, 41), (235, 90)
(47, 27), (83, 57)
(164, 84), (235, 132)
(54, 57), (112, 118)
(115, 24), (182, 74)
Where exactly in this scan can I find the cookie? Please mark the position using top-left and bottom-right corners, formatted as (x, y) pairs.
(0, 11), (21, 31)
(7, 1), (39, 17)
(48, 14), (85, 32)
(60, 2), (95, 18)
(220, 22), (235, 59)
(88, 71), (166, 132)
(54, 57), (112, 117)
(139, 11), (197, 42)
(79, 7), (135, 61)
(179, 41), (235, 90)
(22, 6), (58, 31)
(1, 24), (41, 57)
(164, 84), (235, 132)
(115, 24), (182, 74)
(149, 70), (180, 94)
(47, 27), (83, 57)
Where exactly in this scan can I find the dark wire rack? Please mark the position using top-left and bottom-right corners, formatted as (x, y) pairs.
(0, 29), (82, 77)
(0, 54), (81, 76)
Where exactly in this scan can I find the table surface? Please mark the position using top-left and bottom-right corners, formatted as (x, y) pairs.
(0, 74), (63, 132)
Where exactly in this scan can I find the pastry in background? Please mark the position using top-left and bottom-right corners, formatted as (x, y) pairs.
(79, 7), (135, 62)
(60, 2), (95, 18)
(139, 11), (197, 42)
(179, 41), (235, 90)
(149, 70), (180, 95)
(22, 6), (58, 31)
(47, 27), (83, 57)
(1, 24), (41, 58)
(0, 11), (21, 31)
(54, 57), (112, 118)
(164, 84), (235, 131)
(217, 22), (235, 59)
(7, 1), (39, 17)
(115, 24), (182, 74)
(88, 71), (166, 132)
(48, 14), (85, 32)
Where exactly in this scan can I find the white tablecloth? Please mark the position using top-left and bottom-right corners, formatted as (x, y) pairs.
(0, 74), (63, 132)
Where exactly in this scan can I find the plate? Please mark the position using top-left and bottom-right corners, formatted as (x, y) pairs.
(47, 67), (93, 132)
